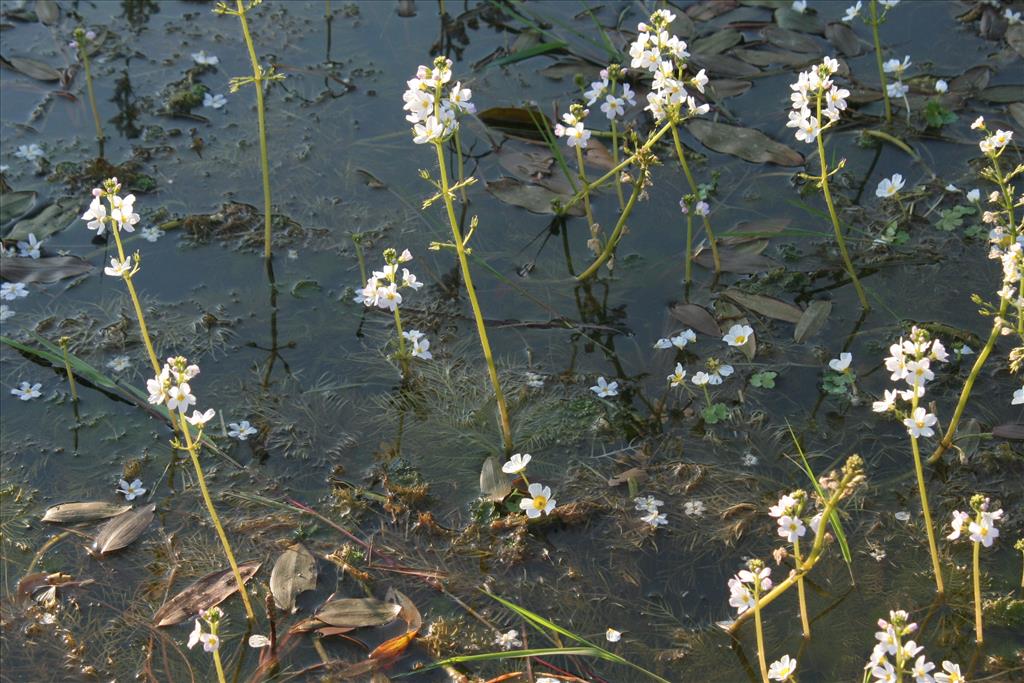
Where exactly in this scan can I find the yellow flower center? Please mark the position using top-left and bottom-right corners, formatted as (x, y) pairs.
(735, 335), (746, 344)
(532, 496), (548, 510)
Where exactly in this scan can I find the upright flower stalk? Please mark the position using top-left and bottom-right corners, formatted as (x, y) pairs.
(873, 326), (949, 594)
(948, 495), (1004, 644)
(72, 28), (104, 150)
(842, 0), (901, 124)
(403, 57), (512, 453)
(187, 607), (227, 683)
(788, 57), (870, 310)
(82, 179), (255, 623)
(864, 609), (945, 683)
(769, 491), (812, 638)
(928, 120), (1019, 464)
(214, 0), (283, 261)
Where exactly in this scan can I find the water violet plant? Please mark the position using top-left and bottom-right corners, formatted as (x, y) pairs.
(187, 607), (226, 683)
(355, 248), (431, 375)
(948, 494), (1004, 644)
(843, 0), (901, 124)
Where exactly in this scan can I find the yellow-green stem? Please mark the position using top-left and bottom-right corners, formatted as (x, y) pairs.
(454, 132), (468, 205)
(610, 118), (625, 209)
(393, 305), (410, 376)
(213, 649), (227, 683)
(59, 338), (79, 403)
(78, 45), (105, 147)
(815, 91), (870, 311)
(973, 540), (983, 643)
(910, 393), (944, 594)
(180, 419), (256, 622)
(794, 538), (810, 639)
(576, 171), (643, 281)
(575, 145), (597, 237)
(108, 227), (161, 375)
(433, 142), (513, 454)
(684, 211), (694, 284)
(753, 581), (770, 683)
(869, 0), (892, 124)
(236, 0), (273, 261)
(671, 124), (719, 273)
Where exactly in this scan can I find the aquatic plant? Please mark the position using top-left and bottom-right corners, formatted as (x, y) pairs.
(843, 0), (902, 124)
(214, 0), (284, 261)
(947, 494), (1004, 643)
(71, 28), (104, 151)
(788, 57), (870, 310)
(768, 491), (812, 638)
(186, 607), (226, 683)
(728, 559), (773, 681)
(405, 55), (512, 453)
(863, 609), (963, 683)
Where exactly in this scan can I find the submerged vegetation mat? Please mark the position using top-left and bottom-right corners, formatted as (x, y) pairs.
(1, 0), (1023, 681)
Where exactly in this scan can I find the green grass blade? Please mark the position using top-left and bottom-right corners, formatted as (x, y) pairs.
(391, 647), (599, 677)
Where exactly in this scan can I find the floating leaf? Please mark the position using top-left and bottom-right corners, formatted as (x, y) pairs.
(153, 560), (262, 626)
(478, 107), (550, 142)
(732, 48), (812, 67)
(2, 56), (61, 81)
(668, 303), (720, 337)
(6, 197), (81, 241)
(722, 289), (803, 323)
(774, 7), (824, 34)
(825, 22), (863, 56)
(694, 246), (780, 274)
(992, 424), (1024, 441)
(486, 178), (582, 216)
(0, 255), (93, 284)
(43, 502), (132, 523)
(707, 79), (752, 99)
(979, 84), (1024, 103)
(309, 597), (402, 629)
(537, 58), (602, 82)
(1, 190), (37, 226)
(692, 28), (741, 55)
(35, 0), (59, 25)
(949, 66), (990, 94)
(270, 543), (317, 613)
(762, 25), (822, 53)
(1008, 24), (1024, 59)
(480, 456), (512, 502)
(686, 119), (803, 166)
(690, 53), (760, 77)
(793, 300), (832, 343)
(91, 503), (155, 555)
(687, 0), (737, 22)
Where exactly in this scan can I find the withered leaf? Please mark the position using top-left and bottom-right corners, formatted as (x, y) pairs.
(270, 543), (317, 613)
(694, 246), (780, 274)
(992, 424), (1024, 441)
(793, 300), (832, 343)
(480, 456), (512, 502)
(486, 177), (583, 216)
(686, 119), (803, 166)
(154, 560), (262, 626)
(92, 503), (155, 555)
(2, 56), (61, 81)
(42, 501), (132, 523)
(668, 302), (721, 337)
(299, 597), (401, 631)
(722, 289), (803, 324)
(0, 255), (93, 284)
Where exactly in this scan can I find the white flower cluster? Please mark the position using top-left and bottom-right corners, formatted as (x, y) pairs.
(872, 327), (948, 438)
(768, 654), (797, 681)
(147, 355), (217, 427)
(583, 66), (637, 121)
(843, 0), (899, 23)
(768, 492), (824, 543)
(355, 249), (432, 360)
(553, 105), (592, 149)
(403, 56), (474, 145)
(634, 494), (667, 527)
(654, 328), (696, 350)
(882, 55), (911, 99)
(655, 325), (747, 387)
(692, 358), (733, 386)
(787, 57), (847, 143)
(866, 610), (962, 683)
(500, 453), (557, 519)
(627, 9), (709, 123)
(727, 564), (771, 614)
(80, 177), (141, 236)
(972, 116), (1014, 155)
(948, 496), (1004, 548)
(187, 607), (222, 654)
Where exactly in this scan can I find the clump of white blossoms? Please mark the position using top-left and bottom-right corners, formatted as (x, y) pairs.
(865, 609), (949, 683)
(654, 328), (696, 350)
(187, 606), (223, 654)
(727, 560), (772, 614)
(948, 494), (1004, 548)
(691, 357), (734, 386)
(628, 9), (709, 124)
(553, 103), (592, 149)
(147, 356), (220, 434)
(354, 248), (433, 364)
(769, 490), (823, 544)
(403, 56), (473, 145)
(882, 55), (911, 100)
(768, 654), (797, 682)
(583, 64), (636, 122)
(786, 57), (848, 144)
(81, 177), (141, 236)
(634, 494), (667, 527)
(494, 629), (522, 650)
(872, 326), (948, 433)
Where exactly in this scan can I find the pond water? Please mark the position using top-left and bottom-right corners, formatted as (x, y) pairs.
(1, 0), (1022, 681)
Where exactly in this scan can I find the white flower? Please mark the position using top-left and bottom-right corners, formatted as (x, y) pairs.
(110, 194), (140, 231)
(879, 0), (900, 7)
(842, 1), (862, 22)
(778, 514), (807, 542)
(16, 233), (43, 259)
(0, 304), (13, 322)
(934, 661), (964, 683)
(203, 92), (227, 109)
(882, 56), (911, 74)
(228, 420), (258, 440)
(886, 81), (909, 98)
(641, 509), (668, 526)
(829, 352), (852, 371)
(502, 453), (531, 474)
(910, 655), (935, 683)
(684, 499), (706, 516)
(600, 94), (625, 120)
(934, 79), (948, 94)
(723, 324), (753, 347)
(1005, 8), (1022, 24)
(191, 50), (219, 66)
(494, 629), (522, 650)
(794, 115), (820, 144)
(791, 0), (807, 13)
(872, 662), (897, 683)
(634, 495), (664, 513)
(605, 628), (622, 643)
(107, 355), (132, 372)
(248, 635), (271, 648)
(376, 284), (402, 311)
(768, 654), (797, 681)
(971, 116), (985, 130)
(728, 580), (755, 613)
(691, 371), (710, 386)
(11, 381), (42, 401)
(104, 256), (133, 277)
(167, 382), (196, 413)
(401, 268), (422, 290)
(81, 197), (107, 234)
(872, 389), (896, 413)
(1013, 387), (1024, 405)
(875, 625), (899, 655)
(117, 478), (147, 501)
(903, 407), (936, 438)
(412, 116), (445, 144)
(14, 144), (44, 161)
(520, 482), (556, 518)
(1, 282), (29, 300)
(565, 122), (591, 148)
(667, 363), (687, 387)
(694, 201), (710, 216)
(894, 511), (911, 522)
(448, 82), (475, 114)
(741, 452), (758, 467)
(876, 173), (905, 199)
(139, 226), (164, 242)
(969, 513), (1000, 547)
(185, 408), (216, 426)
(186, 620), (220, 652)
(591, 376), (619, 397)
(709, 364), (733, 384)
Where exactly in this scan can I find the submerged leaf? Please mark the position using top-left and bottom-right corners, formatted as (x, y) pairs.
(6, 197), (81, 241)
(0, 255), (93, 284)
(35, 0), (60, 25)
(762, 25), (822, 53)
(43, 502), (132, 523)
(153, 560), (262, 626)
(722, 289), (803, 323)
(91, 503), (155, 555)
(2, 56), (61, 81)
(308, 597), (402, 629)
(692, 28), (742, 55)
(480, 456), (512, 502)
(478, 107), (551, 142)
(992, 424), (1024, 441)
(793, 300), (832, 343)
(1, 190), (37, 226)
(686, 119), (803, 166)
(668, 302), (721, 337)
(694, 246), (780, 274)
(774, 7), (824, 34)
(486, 178), (583, 216)
(270, 543), (317, 613)
(825, 22), (863, 56)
